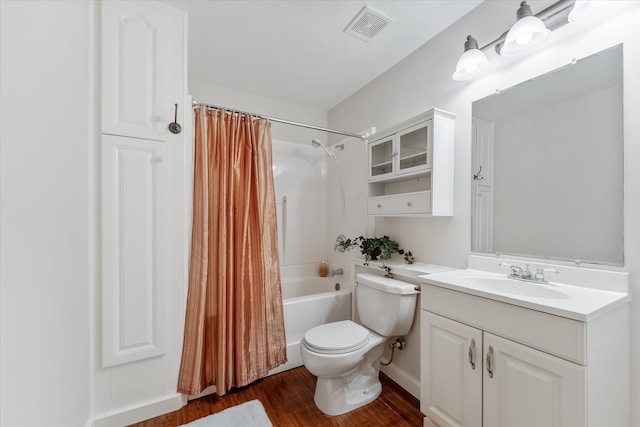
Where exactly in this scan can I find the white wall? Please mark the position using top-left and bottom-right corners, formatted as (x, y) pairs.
(329, 2), (640, 424)
(0, 1), (92, 426)
(189, 80), (328, 143)
(2, 1), (192, 426)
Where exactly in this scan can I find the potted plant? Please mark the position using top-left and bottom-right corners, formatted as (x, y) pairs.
(337, 235), (414, 277)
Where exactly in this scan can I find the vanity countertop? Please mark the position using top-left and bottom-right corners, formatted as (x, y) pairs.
(352, 257), (458, 280)
(418, 269), (629, 322)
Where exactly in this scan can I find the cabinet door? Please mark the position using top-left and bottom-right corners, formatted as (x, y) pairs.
(368, 136), (394, 181)
(101, 0), (183, 141)
(421, 312), (483, 427)
(101, 135), (166, 367)
(396, 120), (431, 176)
(483, 333), (585, 427)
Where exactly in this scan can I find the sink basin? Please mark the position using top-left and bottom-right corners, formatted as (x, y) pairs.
(455, 275), (570, 299)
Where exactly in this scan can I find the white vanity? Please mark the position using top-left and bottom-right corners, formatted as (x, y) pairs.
(418, 255), (630, 427)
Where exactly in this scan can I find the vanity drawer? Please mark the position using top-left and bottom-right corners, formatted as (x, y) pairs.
(421, 284), (586, 365)
(367, 191), (431, 215)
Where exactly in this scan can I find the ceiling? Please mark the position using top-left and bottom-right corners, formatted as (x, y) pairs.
(160, 1), (484, 110)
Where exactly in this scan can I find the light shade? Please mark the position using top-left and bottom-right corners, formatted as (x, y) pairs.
(500, 1), (550, 57)
(452, 35), (490, 81)
(569, 1), (612, 23)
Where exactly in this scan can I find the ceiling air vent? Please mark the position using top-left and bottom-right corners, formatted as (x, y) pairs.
(344, 6), (393, 42)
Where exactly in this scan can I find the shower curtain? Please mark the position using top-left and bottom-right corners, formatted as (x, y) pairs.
(177, 106), (287, 396)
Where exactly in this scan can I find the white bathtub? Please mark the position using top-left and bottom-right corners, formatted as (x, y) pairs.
(269, 275), (351, 375)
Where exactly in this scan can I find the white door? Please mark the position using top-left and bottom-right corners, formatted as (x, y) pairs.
(421, 312), (483, 427)
(101, 134), (167, 367)
(472, 118), (493, 186)
(101, 0), (184, 141)
(483, 333), (586, 427)
(472, 185), (493, 253)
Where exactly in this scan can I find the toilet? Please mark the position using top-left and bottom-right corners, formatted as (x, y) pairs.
(300, 272), (419, 416)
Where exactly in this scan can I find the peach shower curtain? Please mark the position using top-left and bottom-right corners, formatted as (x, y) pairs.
(177, 106), (287, 396)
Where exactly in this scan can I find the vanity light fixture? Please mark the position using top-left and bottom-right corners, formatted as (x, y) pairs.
(451, 0), (611, 81)
(499, 1), (551, 57)
(568, 1), (613, 23)
(452, 35), (490, 81)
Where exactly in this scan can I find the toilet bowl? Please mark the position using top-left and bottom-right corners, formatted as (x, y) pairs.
(300, 273), (419, 416)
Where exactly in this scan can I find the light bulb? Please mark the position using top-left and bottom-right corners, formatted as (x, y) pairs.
(516, 33), (533, 46)
(499, 2), (550, 57)
(452, 35), (490, 81)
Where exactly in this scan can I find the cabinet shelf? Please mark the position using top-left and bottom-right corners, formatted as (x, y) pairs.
(399, 151), (427, 162)
(371, 160), (392, 169)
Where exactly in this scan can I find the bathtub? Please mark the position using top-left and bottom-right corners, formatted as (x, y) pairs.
(269, 274), (351, 375)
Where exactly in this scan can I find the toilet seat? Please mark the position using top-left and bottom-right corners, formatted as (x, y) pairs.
(303, 320), (370, 355)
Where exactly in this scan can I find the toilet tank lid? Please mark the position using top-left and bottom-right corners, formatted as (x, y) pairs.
(356, 273), (419, 295)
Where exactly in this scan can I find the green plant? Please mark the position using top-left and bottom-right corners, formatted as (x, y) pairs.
(403, 251), (415, 264)
(337, 235), (413, 277)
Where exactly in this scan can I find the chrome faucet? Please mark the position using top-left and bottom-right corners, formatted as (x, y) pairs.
(330, 268), (344, 277)
(499, 263), (558, 284)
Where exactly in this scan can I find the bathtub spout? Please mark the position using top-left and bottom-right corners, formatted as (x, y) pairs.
(331, 268), (344, 277)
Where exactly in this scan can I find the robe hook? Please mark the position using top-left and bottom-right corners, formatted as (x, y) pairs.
(473, 165), (484, 181)
(168, 103), (182, 134)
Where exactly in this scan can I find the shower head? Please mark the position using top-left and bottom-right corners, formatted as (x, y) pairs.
(311, 139), (335, 157)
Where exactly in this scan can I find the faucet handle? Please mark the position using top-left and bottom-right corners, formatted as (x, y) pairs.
(535, 267), (559, 282)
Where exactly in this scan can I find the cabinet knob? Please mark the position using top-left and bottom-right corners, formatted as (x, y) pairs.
(377, 204), (382, 208)
(407, 201), (413, 207)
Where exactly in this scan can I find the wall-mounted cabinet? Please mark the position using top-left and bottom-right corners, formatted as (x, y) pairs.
(367, 109), (455, 216)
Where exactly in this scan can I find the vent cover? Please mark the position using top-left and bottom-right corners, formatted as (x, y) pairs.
(344, 6), (393, 42)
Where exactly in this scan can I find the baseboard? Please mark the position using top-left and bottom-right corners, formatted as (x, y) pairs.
(92, 393), (186, 427)
(380, 362), (420, 399)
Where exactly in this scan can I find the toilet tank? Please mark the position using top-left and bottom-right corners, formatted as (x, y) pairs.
(355, 273), (419, 337)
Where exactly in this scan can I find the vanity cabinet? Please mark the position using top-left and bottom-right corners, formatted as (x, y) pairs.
(367, 109), (455, 216)
(420, 278), (629, 427)
(421, 312), (584, 427)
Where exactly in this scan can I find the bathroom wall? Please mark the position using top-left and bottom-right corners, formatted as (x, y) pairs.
(0, 2), (92, 426)
(329, 1), (640, 424)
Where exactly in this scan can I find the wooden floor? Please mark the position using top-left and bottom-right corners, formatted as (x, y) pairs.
(129, 367), (424, 426)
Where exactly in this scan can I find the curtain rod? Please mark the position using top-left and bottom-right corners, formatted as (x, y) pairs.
(192, 99), (366, 140)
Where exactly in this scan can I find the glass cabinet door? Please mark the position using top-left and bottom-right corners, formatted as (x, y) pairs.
(369, 137), (394, 180)
(396, 120), (431, 175)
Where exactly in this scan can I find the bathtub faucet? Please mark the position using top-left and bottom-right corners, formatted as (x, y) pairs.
(330, 268), (344, 277)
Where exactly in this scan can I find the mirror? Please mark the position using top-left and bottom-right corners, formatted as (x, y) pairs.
(471, 45), (623, 266)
